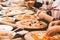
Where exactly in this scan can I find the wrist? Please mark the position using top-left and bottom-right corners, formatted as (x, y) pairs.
(43, 14), (53, 22)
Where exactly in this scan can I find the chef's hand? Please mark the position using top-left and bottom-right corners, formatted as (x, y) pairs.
(45, 26), (60, 37)
(49, 20), (60, 27)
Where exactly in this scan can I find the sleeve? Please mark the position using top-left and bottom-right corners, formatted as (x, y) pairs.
(33, 2), (43, 9)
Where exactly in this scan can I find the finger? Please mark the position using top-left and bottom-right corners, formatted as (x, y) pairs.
(45, 27), (55, 36)
(45, 27), (52, 36)
(37, 10), (41, 16)
(56, 21), (60, 25)
(48, 28), (58, 37)
(46, 26), (59, 37)
(49, 21), (60, 27)
(49, 22), (55, 27)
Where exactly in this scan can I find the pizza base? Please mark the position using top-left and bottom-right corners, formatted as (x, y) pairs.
(16, 21), (47, 30)
(24, 31), (60, 40)
(2, 17), (15, 23)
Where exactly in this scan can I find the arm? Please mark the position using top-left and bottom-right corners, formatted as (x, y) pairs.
(37, 11), (53, 22)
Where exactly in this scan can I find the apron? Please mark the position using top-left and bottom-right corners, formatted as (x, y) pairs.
(51, 0), (60, 20)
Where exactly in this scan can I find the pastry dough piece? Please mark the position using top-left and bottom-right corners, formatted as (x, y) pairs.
(16, 21), (47, 29)
(5, 10), (10, 14)
(32, 21), (47, 28)
(16, 21), (31, 28)
(0, 31), (15, 38)
(24, 10), (35, 15)
(14, 15), (23, 20)
(23, 14), (32, 21)
(25, 31), (60, 40)
(31, 14), (39, 23)
(10, 6), (26, 10)
(31, 33), (41, 40)
(4, 10), (12, 16)
(3, 10), (14, 16)
(0, 32), (8, 36)
(2, 17), (15, 23)
(31, 14), (38, 20)
(3, 9), (24, 16)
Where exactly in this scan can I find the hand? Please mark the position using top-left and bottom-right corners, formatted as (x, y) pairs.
(37, 10), (44, 19)
(45, 26), (60, 37)
(49, 20), (60, 27)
